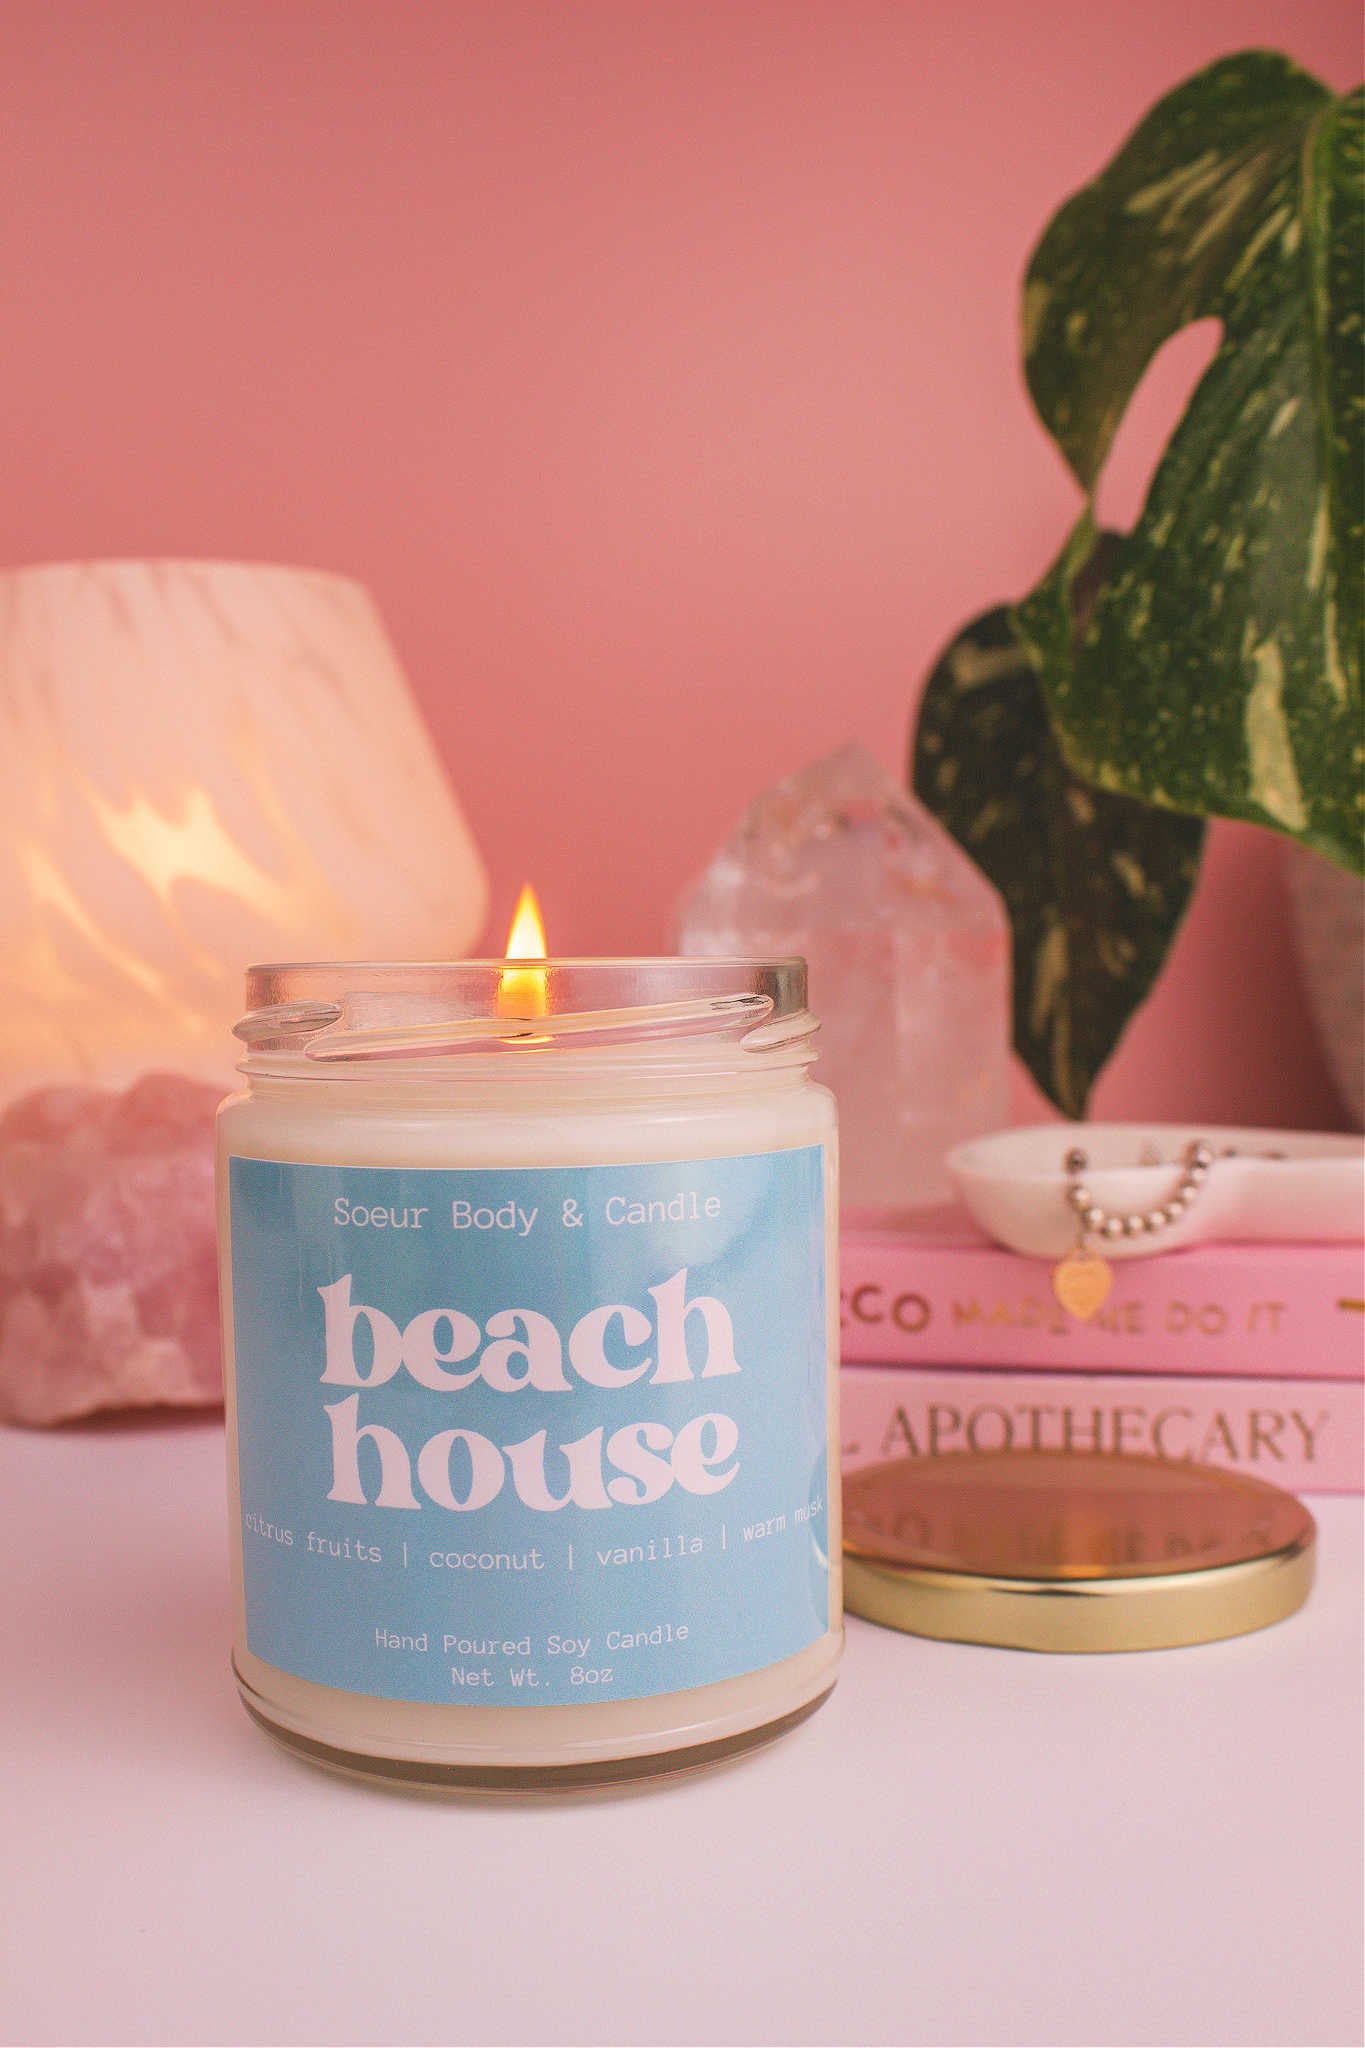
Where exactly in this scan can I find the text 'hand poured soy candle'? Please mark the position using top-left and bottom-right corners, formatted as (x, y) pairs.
(216, 903), (841, 1790)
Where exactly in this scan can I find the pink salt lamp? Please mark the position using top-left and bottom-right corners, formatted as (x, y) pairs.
(0, 560), (487, 1423)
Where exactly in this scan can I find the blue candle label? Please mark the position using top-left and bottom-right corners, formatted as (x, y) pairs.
(228, 1149), (829, 1706)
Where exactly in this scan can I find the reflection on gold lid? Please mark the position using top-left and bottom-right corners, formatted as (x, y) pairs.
(842, 1452), (1316, 1652)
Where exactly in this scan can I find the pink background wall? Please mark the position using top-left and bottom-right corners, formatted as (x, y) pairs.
(3, 0), (1358, 1127)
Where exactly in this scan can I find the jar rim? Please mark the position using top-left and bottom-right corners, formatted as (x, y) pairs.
(237, 959), (813, 1068)
(244, 955), (805, 975)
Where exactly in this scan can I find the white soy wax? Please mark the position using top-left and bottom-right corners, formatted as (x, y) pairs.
(217, 960), (841, 1790)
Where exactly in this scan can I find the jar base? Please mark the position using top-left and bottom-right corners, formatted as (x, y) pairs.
(238, 1681), (836, 1794)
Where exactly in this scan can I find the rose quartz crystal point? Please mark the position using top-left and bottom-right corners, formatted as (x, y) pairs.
(0, 1074), (223, 1424)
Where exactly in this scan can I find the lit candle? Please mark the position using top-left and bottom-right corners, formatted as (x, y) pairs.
(217, 941), (840, 1790)
(497, 882), (549, 1020)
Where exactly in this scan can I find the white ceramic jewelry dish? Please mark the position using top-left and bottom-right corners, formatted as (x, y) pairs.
(947, 1124), (1365, 1261)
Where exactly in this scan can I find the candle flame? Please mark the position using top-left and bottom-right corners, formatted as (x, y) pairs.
(499, 883), (548, 1017)
(504, 882), (547, 960)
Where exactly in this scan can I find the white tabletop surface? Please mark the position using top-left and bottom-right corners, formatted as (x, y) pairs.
(3, 1417), (1361, 2048)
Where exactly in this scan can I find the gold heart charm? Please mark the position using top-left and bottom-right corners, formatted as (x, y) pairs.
(1052, 1246), (1113, 1321)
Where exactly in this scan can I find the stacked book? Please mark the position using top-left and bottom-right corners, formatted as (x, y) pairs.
(839, 1231), (1364, 1493)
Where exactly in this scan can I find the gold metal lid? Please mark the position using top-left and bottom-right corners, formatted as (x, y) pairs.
(842, 1452), (1316, 1652)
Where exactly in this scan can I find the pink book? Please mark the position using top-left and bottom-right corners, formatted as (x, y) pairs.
(841, 1363), (1363, 1494)
(840, 1232), (1365, 1380)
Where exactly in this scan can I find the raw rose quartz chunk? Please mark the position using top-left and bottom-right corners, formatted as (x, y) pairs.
(0, 1073), (224, 1425)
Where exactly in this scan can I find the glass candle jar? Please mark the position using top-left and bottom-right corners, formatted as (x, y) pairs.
(217, 959), (841, 1790)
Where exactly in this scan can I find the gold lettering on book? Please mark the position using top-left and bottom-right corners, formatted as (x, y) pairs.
(952, 1295), (1071, 1334)
(1167, 1301), (1229, 1337)
(1112, 1406), (1145, 1455)
(928, 1405), (961, 1456)
(1152, 1407), (1194, 1458)
(1061, 1408), (1106, 1455)
(869, 1402), (1333, 1467)
(848, 1286), (1310, 1344)
(1289, 1411), (1328, 1461)
(1197, 1413), (1239, 1461)
(842, 1285), (932, 1334)
(965, 1407), (1011, 1452)
(892, 1292), (930, 1334)
(877, 1409), (922, 1458)
(1248, 1411), (1286, 1460)
(1016, 1405), (1057, 1452)
(950, 1294), (1155, 1335)
(1097, 1301), (1145, 1334)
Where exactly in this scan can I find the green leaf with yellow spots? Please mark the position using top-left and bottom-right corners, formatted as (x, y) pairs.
(1018, 52), (1363, 874)
(913, 584), (1204, 1118)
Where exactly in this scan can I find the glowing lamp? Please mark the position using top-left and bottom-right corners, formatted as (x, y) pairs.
(0, 559), (488, 1422)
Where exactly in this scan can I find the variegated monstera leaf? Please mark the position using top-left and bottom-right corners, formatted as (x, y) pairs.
(915, 50), (1363, 1116)
(914, 579), (1203, 1119)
